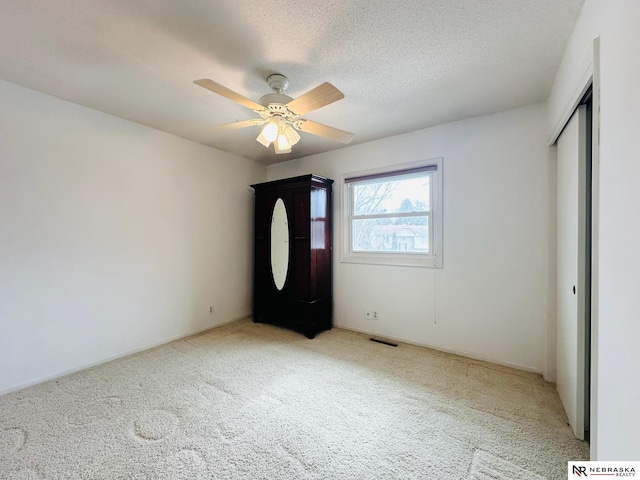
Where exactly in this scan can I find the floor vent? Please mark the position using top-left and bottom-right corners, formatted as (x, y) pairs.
(370, 338), (398, 347)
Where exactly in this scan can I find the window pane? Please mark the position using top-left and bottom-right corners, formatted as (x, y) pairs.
(352, 216), (429, 253)
(353, 174), (430, 216)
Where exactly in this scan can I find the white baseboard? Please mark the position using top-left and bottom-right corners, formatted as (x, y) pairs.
(333, 323), (543, 375)
(0, 315), (251, 397)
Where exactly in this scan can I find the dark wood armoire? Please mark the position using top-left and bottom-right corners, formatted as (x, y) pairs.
(251, 174), (333, 339)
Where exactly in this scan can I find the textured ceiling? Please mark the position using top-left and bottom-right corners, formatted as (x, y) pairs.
(0, 0), (584, 164)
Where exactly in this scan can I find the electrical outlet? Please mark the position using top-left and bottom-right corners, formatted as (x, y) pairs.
(365, 310), (378, 320)
(208, 305), (214, 315)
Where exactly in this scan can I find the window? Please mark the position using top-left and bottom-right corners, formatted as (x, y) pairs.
(341, 159), (443, 268)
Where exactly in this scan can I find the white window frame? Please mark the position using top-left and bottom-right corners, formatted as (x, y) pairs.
(340, 158), (443, 268)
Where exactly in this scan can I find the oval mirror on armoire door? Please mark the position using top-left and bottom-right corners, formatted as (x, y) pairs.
(270, 198), (289, 291)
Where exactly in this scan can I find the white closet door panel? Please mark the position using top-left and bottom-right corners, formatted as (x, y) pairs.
(556, 105), (587, 440)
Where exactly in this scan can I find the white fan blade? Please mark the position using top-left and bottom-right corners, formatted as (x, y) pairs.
(285, 83), (344, 115)
(194, 79), (266, 112)
(210, 118), (266, 132)
(296, 120), (355, 144)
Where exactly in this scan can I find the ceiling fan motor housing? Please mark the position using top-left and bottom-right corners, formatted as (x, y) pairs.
(258, 93), (294, 111)
(261, 74), (294, 114)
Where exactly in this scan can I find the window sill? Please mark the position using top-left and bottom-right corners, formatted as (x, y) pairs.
(340, 251), (442, 268)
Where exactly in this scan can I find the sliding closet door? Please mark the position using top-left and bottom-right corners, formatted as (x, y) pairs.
(556, 105), (588, 440)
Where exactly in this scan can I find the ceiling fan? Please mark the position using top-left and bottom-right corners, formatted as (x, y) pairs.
(194, 74), (355, 154)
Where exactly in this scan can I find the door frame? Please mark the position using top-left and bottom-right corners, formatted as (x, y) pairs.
(548, 37), (600, 456)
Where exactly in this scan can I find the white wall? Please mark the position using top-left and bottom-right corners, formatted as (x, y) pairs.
(0, 80), (266, 394)
(597, 7), (640, 458)
(549, 0), (640, 460)
(268, 104), (552, 373)
(547, 1), (610, 143)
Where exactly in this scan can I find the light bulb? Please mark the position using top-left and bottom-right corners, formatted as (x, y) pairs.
(274, 134), (291, 154)
(277, 134), (289, 150)
(256, 131), (271, 147)
(261, 121), (278, 142)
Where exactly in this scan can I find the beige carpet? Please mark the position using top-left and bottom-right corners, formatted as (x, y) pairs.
(0, 319), (588, 479)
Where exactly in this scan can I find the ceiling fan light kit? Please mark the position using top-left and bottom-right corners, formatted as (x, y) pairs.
(255, 116), (302, 152)
(194, 74), (354, 155)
